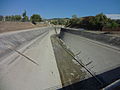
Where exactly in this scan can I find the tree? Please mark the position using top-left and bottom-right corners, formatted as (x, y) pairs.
(66, 13), (120, 31)
(50, 20), (58, 25)
(72, 14), (78, 19)
(30, 14), (42, 23)
(5, 16), (12, 21)
(0, 15), (4, 21)
(5, 15), (22, 21)
(22, 16), (29, 22)
(115, 19), (120, 24)
(22, 10), (29, 22)
(11, 15), (15, 21)
(14, 15), (22, 21)
(89, 13), (108, 30)
(22, 10), (26, 18)
(66, 15), (80, 27)
(106, 21), (119, 29)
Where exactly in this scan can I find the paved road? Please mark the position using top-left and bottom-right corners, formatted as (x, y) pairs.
(0, 27), (62, 90)
(61, 32), (120, 76)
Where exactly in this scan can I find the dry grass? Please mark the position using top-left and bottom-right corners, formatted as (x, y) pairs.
(0, 21), (48, 33)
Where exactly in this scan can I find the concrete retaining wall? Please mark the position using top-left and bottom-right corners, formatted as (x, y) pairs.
(0, 27), (49, 60)
(59, 28), (120, 48)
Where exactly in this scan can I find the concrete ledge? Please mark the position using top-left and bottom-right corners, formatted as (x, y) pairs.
(59, 28), (120, 48)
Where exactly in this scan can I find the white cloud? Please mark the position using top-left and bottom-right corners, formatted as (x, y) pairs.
(106, 14), (120, 20)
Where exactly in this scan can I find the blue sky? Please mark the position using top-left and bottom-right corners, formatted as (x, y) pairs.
(0, 0), (120, 18)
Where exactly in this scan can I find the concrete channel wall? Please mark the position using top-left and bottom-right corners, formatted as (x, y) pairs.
(0, 27), (49, 60)
(59, 28), (120, 89)
(59, 28), (120, 48)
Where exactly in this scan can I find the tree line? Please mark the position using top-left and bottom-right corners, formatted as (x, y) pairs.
(48, 13), (120, 31)
(0, 11), (42, 24)
(65, 13), (120, 31)
(49, 18), (69, 25)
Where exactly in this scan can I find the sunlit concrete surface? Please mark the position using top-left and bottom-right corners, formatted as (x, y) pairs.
(0, 27), (62, 90)
(61, 32), (120, 75)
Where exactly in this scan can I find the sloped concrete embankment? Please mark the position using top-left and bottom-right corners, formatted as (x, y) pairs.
(59, 28), (120, 48)
(51, 35), (104, 89)
(58, 28), (120, 89)
(0, 27), (49, 60)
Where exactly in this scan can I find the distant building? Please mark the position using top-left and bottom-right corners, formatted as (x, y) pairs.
(106, 14), (120, 20)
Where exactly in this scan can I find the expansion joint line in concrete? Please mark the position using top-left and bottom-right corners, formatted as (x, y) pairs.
(3, 40), (39, 66)
(12, 49), (39, 66)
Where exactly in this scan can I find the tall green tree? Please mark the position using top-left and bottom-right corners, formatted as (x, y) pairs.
(22, 10), (26, 18)
(22, 10), (29, 22)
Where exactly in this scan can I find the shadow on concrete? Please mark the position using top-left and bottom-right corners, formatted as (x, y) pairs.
(59, 66), (120, 90)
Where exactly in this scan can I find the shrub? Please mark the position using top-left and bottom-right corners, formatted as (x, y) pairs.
(30, 14), (42, 23)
